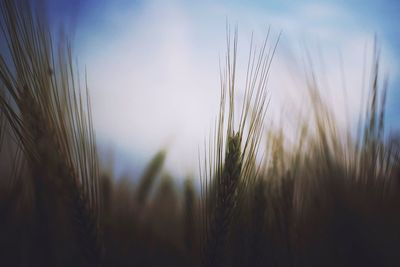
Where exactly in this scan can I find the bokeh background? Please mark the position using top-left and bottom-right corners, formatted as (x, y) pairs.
(45, 0), (400, 180)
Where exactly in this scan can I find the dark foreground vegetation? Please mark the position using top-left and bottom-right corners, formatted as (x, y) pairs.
(0, 1), (399, 266)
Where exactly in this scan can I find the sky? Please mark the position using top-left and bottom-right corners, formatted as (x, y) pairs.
(44, 0), (400, 179)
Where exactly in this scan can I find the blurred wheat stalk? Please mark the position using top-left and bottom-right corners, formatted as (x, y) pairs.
(0, 0), (101, 265)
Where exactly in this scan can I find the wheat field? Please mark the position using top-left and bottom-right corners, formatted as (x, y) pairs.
(0, 1), (399, 267)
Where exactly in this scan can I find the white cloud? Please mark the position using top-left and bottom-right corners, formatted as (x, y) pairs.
(76, 0), (396, 178)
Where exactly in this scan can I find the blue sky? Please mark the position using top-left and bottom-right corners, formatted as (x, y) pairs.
(43, 0), (400, 178)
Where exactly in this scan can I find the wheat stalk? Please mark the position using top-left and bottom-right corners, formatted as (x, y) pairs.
(0, 0), (102, 265)
(201, 26), (280, 267)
